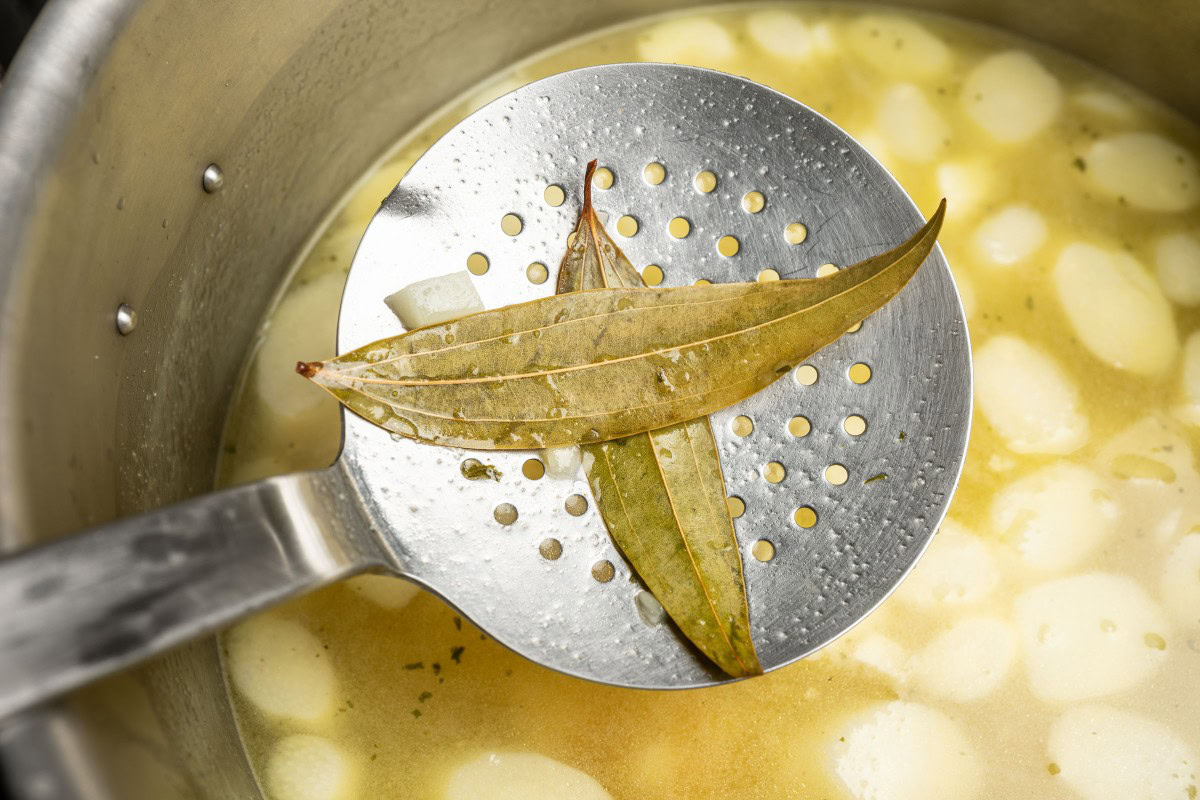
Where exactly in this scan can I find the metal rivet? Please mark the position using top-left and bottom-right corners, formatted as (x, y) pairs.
(115, 304), (137, 336)
(201, 163), (224, 193)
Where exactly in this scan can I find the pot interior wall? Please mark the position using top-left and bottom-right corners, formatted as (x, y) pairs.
(0, 0), (1196, 798)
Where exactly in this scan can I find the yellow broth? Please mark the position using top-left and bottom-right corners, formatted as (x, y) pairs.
(217, 5), (1200, 799)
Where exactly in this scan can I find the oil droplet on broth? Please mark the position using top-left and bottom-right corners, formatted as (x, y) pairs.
(643, 161), (666, 185)
(742, 190), (765, 213)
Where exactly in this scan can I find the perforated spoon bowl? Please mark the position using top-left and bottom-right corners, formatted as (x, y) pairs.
(0, 64), (970, 717)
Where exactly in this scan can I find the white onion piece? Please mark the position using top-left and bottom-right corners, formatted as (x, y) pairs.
(346, 574), (421, 610)
(850, 633), (909, 684)
(636, 17), (736, 67)
(384, 271), (483, 330)
(254, 271), (345, 421)
(971, 204), (1047, 266)
(936, 161), (991, 220)
(895, 520), (998, 610)
(539, 445), (582, 479)
(1054, 243), (1177, 376)
(635, 591), (667, 626)
(1014, 573), (1170, 702)
(911, 616), (1017, 703)
(1155, 232), (1200, 307)
(226, 616), (336, 722)
(962, 51), (1061, 143)
(991, 462), (1118, 571)
(446, 752), (613, 800)
(1084, 132), (1200, 211)
(1098, 415), (1200, 544)
(845, 15), (950, 77)
(1161, 534), (1200, 628)
(266, 735), (355, 800)
(875, 84), (950, 163)
(832, 701), (983, 800)
(1048, 706), (1198, 800)
(974, 335), (1089, 455)
(746, 10), (814, 62)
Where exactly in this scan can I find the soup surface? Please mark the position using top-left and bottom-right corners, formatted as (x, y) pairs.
(218, 5), (1200, 799)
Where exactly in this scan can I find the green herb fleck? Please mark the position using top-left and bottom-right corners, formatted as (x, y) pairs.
(418, 691), (432, 703)
(1072, 156), (1087, 172)
(864, 473), (889, 484)
(450, 646), (465, 664)
(403, 661), (424, 671)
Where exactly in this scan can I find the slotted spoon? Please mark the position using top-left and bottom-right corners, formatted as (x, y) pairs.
(0, 63), (970, 717)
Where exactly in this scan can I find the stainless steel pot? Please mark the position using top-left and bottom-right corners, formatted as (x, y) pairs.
(0, 1), (1196, 797)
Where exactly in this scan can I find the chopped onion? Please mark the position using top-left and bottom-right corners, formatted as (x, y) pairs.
(384, 271), (483, 330)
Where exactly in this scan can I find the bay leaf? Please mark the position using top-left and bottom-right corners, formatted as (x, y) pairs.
(299, 201), (944, 450)
(583, 419), (759, 676)
(555, 161), (645, 292)
(557, 160), (759, 676)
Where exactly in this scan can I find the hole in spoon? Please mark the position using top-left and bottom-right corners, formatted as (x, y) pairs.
(643, 162), (666, 185)
(794, 506), (818, 528)
(539, 538), (563, 560)
(522, 458), (545, 480)
(752, 540), (775, 562)
(591, 560), (616, 583)
(849, 363), (873, 384)
(494, 503), (518, 525)
(642, 265), (664, 286)
(731, 415), (754, 437)
(668, 217), (691, 238)
(564, 494), (588, 516)
(543, 184), (565, 207)
(794, 365), (818, 386)
(501, 213), (523, 236)
(466, 252), (489, 275)
(727, 496), (745, 518)
(592, 167), (614, 189)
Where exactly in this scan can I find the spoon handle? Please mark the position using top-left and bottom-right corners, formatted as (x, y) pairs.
(0, 464), (379, 719)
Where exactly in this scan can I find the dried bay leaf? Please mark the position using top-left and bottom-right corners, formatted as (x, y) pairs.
(299, 196), (943, 450)
(559, 161), (758, 676)
(583, 419), (758, 676)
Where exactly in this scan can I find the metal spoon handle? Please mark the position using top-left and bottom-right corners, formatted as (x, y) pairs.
(0, 465), (378, 719)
